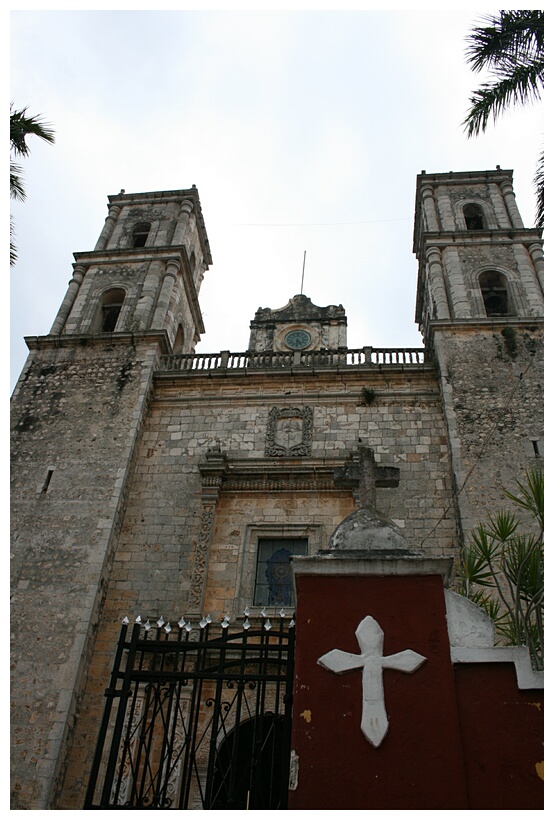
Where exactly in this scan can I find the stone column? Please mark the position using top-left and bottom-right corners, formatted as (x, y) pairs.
(421, 184), (440, 231)
(500, 180), (524, 229)
(528, 243), (544, 293)
(94, 205), (121, 251)
(171, 199), (194, 246)
(151, 259), (179, 329)
(49, 265), (87, 334)
(426, 247), (450, 320)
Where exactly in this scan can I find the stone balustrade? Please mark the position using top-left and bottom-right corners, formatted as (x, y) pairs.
(159, 347), (427, 372)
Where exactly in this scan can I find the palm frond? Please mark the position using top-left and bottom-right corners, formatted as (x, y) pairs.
(534, 150), (544, 230)
(10, 105), (55, 157)
(10, 163), (26, 201)
(466, 11), (544, 74)
(10, 103), (55, 266)
(464, 61), (543, 137)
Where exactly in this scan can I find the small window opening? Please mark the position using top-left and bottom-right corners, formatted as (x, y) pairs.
(254, 538), (308, 606)
(100, 288), (126, 332)
(132, 222), (151, 248)
(531, 439), (541, 458)
(41, 468), (54, 493)
(464, 203), (485, 230)
(480, 271), (509, 317)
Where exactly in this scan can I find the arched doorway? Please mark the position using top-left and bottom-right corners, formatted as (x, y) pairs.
(210, 713), (288, 809)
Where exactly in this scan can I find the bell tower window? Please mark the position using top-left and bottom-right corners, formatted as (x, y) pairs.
(480, 271), (509, 316)
(464, 203), (485, 230)
(173, 324), (185, 354)
(131, 222), (151, 248)
(100, 288), (126, 332)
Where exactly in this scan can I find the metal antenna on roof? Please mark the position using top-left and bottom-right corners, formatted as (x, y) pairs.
(300, 251), (306, 295)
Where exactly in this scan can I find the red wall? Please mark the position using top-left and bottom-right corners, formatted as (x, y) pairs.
(289, 574), (543, 810)
(455, 663), (543, 808)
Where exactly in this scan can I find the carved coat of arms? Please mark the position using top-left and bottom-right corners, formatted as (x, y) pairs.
(265, 407), (313, 457)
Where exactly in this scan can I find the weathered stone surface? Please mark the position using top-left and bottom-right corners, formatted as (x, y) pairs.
(326, 507), (416, 554)
(10, 172), (543, 809)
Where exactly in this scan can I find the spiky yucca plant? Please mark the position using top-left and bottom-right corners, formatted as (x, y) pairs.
(458, 468), (543, 670)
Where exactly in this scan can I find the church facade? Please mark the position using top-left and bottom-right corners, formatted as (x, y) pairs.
(10, 170), (543, 809)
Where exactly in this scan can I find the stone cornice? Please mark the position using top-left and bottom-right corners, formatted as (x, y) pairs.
(152, 389), (442, 405)
(427, 317), (543, 335)
(417, 169), (514, 187)
(25, 329), (172, 354)
(292, 555), (453, 582)
(415, 228), (542, 258)
(73, 246), (188, 267)
(199, 453), (350, 494)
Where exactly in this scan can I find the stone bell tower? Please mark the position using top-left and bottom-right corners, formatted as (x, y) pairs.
(10, 187), (212, 809)
(413, 169), (543, 545)
(49, 186), (211, 351)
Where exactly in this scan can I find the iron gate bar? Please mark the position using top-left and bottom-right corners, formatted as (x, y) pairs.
(85, 618), (295, 810)
(83, 621), (129, 809)
(100, 622), (141, 808)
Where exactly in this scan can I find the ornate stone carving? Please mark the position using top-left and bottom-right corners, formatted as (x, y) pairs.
(189, 502), (218, 613)
(189, 446), (229, 613)
(265, 406), (313, 457)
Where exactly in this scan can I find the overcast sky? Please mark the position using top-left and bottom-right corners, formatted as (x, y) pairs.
(10, 6), (544, 391)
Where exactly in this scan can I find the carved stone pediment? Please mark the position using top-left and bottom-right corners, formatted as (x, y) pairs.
(265, 406), (313, 457)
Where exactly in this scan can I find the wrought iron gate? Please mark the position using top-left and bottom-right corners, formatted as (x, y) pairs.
(84, 615), (295, 809)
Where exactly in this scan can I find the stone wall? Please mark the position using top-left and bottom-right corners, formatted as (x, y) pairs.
(433, 324), (543, 542)
(56, 363), (457, 807)
(10, 338), (158, 809)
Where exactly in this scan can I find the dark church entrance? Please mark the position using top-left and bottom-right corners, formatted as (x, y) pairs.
(84, 617), (295, 809)
(211, 713), (287, 809)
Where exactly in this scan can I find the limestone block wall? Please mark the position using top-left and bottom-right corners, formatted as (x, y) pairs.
(10, 338), (158, 809)
(56, 364), (457, 807)
(433, 324), (543, 542)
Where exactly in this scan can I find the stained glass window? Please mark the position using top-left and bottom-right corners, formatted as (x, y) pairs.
(254, 539), (308, 606)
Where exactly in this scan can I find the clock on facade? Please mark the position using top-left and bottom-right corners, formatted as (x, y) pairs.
(284, 329), (311, 350)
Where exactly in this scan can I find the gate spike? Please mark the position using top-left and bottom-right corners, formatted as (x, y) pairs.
(122, 616), (129, 625)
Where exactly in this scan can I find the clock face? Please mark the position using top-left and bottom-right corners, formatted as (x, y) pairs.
(284, 329), (311, 350)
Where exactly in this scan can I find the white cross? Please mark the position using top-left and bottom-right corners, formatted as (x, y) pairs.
(317, 615), (426, 747)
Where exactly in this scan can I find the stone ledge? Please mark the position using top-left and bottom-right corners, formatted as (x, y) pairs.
(450, 646), (543, 690)
(292, 555), (453, 582)
(25, 330), (171, 354)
